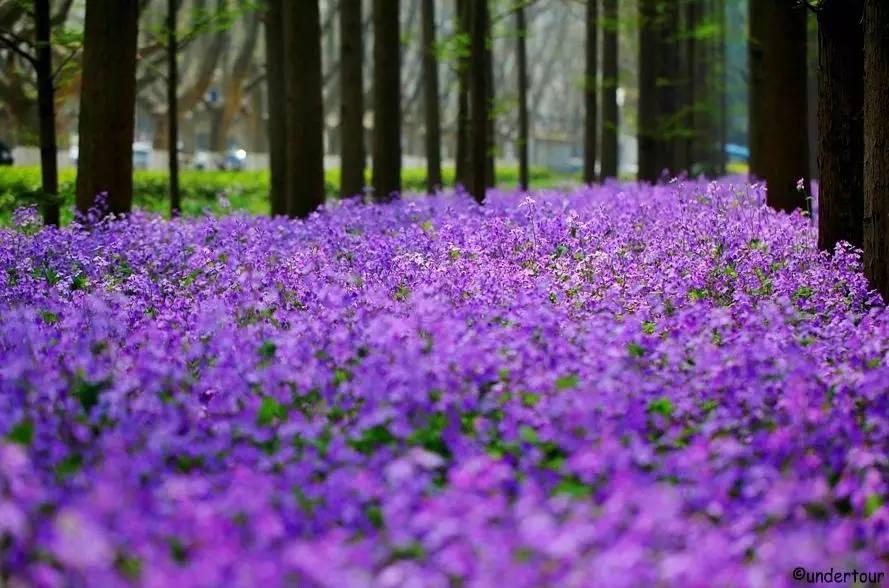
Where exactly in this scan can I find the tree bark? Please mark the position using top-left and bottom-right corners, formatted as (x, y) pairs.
(468, 0), (489, 203)
(422, 0), (442, 193)
(863, 0), (889, 298)
(283, 0), (324, 217)
(340, 0), (365, 198)
(265, 0), (287, 216)
(75, 0), (139, 216)
(657, 1), (680, 176)
(167, 0), (181, 217)
(638, 0), (659, 182)
(455, 0), (470, 189)
(372, 0), (401, 201)
(35, 0), (59, 226)
(817, 0), (864, 251)
(583, 0), (598, 184)
(748, 0), (809, 213)
(516, 2), (530, 191)
(600, 0), (618, 180)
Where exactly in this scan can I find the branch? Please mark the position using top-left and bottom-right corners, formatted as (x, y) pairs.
(0, 31), (36, 66)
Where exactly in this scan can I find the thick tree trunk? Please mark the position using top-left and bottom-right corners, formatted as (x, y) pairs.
(600, 0), (618, 180)
(516, 3), (530, 191)
(168, 0), (181, 217)
(265, 0), (287, 216)
(469, 0), (489, 203)
(455, 0), (470, 189)
(583, 0), (598, 184)
(748, 0), (809, 213)
(283, 0), (324, 217)
(372, 0), (401, 201)
(340, 0), (365, 198)
(638, 0), (659, 182)
(817, 0), (864, 251)
(656, 1), (680, 176)
(422, 0), (442, 193)
(863, 0), (889, 298)
(35, 0), (59, 226)
(75, 0), (139, 216)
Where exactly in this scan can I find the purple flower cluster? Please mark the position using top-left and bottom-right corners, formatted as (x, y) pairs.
(0, 180), (886, 587)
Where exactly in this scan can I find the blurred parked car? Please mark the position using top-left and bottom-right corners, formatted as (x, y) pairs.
(221, 148), (247, 171)
(193, 150), (212, 170)
(725, 143), (750, 163)
(0, 141), (13, 166)
(69, 139), (154, 169)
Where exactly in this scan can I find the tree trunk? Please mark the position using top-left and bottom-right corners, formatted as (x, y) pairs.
(455, 0), (470, 189)
(35, 0), (59, 226)
(516, 2), (530, 191)
(817, 0), (864, 251)
(863, 0), (889, 298)
(75, 0), (139, 216)
(600, 0), (618, 180)
(469, 0), (489, 203)
(340, 0), (365, 198)
(265, 0), (287, 216)
(422, 0), (442, 193)
(676, 1), (694, 175)
(748, 0), (809, 213)
(283, 0), (324, 217)
(657, 1), (680, 176)
(485, 22), (495, 190)
(638, 0), (658, 182)
(583, 0), (598, 184)
(372, 0), (401, 201)
(168, 0), (181, 217)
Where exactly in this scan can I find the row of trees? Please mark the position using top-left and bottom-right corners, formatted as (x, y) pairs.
(748, 0), (889, 295)
(4, 1), (889, 296)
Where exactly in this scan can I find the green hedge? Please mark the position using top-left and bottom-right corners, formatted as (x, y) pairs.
(0, 165), (569, 224)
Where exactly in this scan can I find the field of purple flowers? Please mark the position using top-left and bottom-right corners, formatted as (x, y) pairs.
(0, 179), (887, 587)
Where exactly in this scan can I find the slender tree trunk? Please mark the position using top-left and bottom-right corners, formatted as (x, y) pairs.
(748, 0), (809, 213)
(422, 0), (442, 193)
(676, 1), (694, 175)
(265, 0), (287, 215)
(35, 0), (59, 226)
(372, 0), (401, 201)
(657, 1), (680, 175)
(817, 0), (864, 251)
(340, 0), (365, 198)
(583, 0), (598, 184)
(715, 0), (727, 174)
(469, 0), (489, 203)
(863, 0), (889, 298)
(516, 2), (530, 191)
(168, 0), (181, 217)
(455, 0), (470, 189)
(283, 0), (324, 217)
(75, 0), (139, 216)
(638, 0), (659, 182)
(600, 0), (618, 180)
(485, 25), (495, 189)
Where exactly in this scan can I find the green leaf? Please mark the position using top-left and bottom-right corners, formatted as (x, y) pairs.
(864, 494), (884, 517)
(647, 396), (674, 418)
(258, 339), (277, 361)
(519, 426), (540, 445)
(553, 477), (592, 498)
(555, 374), (579, 390)
(7, 419), (34, 446)
(627, 342), (646, 358)
(257, 395), (286, 426)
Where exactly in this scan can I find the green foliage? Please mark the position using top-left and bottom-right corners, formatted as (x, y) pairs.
(0, 166), (565, 225)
